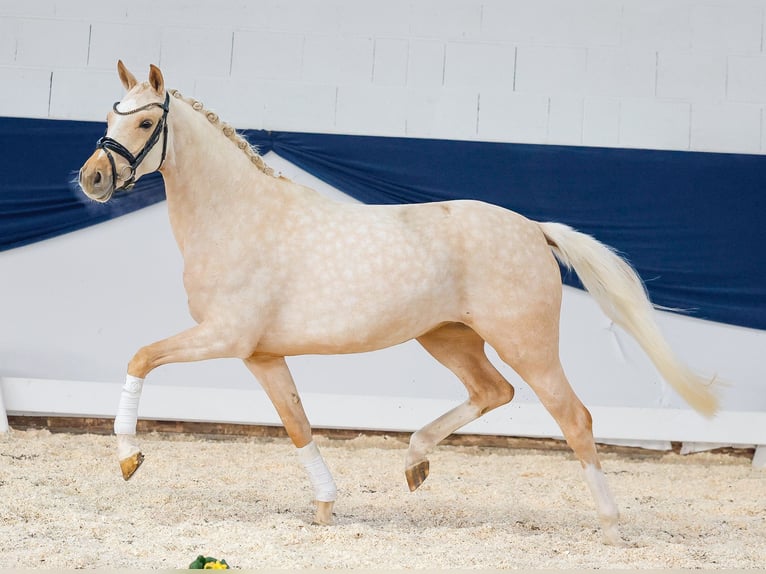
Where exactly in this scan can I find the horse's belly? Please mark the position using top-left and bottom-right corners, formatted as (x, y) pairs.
(258, 284), (458, 355)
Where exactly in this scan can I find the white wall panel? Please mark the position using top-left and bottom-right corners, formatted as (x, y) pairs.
(302, 35), (374, 84)
(336, 85), (407, 136)
(547, 96), (583, 145)
(619, 99), (690, 150)
(0, 67), (51, 118)
(14, 19), (90, 68)
(87, 22), (162, 71)
(582, 97), (620, 147)
(262, 81), (338, 132)
(481, 0), (621, 47)
(160, 27), (233, 78)
(1, 0), (764, 153)
(405, 88), (478, 140)
(515, 46), (587, 95)
(690, 102), (762, 153)
(232, 31), (304, 82)
(657, 51), (727, 101)
(444, 42), (515, 89)
(621, 1), (692, 51)
(690, 4), (763, 53)
(585, 48), (656, 98)
(727, 55), (766, 103)
(373, 38), (408, 86)
(477, 91), (548, 143)
(49, 69), (123, 121)
(411, 0), (482, 40)
(0, 18), (18, 65)
(406, 39), (444, 88)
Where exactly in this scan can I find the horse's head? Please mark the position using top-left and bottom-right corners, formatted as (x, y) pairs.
(79, 60), (170, 202)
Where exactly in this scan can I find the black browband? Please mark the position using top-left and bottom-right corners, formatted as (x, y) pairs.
(96, 91), (170, 192)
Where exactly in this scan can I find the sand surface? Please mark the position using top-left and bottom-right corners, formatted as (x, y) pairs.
(1, 428), (764, 570)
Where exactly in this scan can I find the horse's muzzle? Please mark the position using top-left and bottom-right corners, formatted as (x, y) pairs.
(79, 152), (114, 202)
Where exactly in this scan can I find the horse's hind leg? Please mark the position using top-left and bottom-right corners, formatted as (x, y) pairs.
(243, 354), (337, 526)
(501, 346), (622, 545)
(407, 323), (514, 491)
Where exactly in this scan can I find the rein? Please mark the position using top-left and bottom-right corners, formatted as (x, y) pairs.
(96, 91), (170, 192)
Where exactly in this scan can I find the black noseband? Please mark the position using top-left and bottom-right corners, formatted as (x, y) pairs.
(96, 91), (170, 192)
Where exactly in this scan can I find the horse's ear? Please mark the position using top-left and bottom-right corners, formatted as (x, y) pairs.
(148, 64), (165, 95)
(117, 60), (137, 91)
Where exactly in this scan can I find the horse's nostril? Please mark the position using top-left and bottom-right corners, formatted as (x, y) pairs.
(94, 171), (102, 185)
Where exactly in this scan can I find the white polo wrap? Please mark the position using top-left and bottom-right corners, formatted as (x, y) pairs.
(114, 374), (144, 436)
(297, 441), (337, 502)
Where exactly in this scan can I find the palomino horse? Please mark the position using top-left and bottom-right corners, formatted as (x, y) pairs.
(79, 62), (717, 545)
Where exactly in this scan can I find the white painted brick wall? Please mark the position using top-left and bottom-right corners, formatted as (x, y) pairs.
(2, 0), (766, 154)
(444, 42), (515, 89)
(657, 51), (727, 101)
(515, 46), (587, 95)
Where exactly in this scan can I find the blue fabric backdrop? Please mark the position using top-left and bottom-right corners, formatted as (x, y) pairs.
(1, 117), (763, 330)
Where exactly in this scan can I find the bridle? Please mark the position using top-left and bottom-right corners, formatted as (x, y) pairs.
(96, 91), (170, 191)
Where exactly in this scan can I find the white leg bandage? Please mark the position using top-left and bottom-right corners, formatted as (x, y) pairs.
(583, 464), (619, 524)
(297, 441), (337, 502)
(114, 375), (143, 436)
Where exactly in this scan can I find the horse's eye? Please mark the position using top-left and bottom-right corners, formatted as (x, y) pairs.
(139, 119), (153, 130)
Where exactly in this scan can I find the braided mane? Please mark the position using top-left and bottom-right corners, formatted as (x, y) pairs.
(169, 89), (275, 177)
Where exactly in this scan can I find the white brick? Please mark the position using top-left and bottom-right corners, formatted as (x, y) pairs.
(583, 97), (620, 147)
(302, 36), (374, 84)
(0, 19), (17, 65)
(657, 51), (726, 101)
(336, 85), (407, 136)
(49, 69), (124, 121)
(405, 88), (478, 140)
(411, 0), (482, 40)
(50, 2), (130, 23)
(193, 76), (265, 129)
(691, 4), (762, 53)
(267, 0), (341, 34)
(407, 39), (444, 88)
(727, 55), (766, 102)
(0, 2), (55, 18)
(586, 48), (656, 97)
(160, 27), (232, 77)
(88, 22), (162, 70)
(232, 31), (303, 81)
(0, 67), (51, 118)
(373, 38), (408, 86)
(621, 1), (692, 50)
(547, 96), (583, 144)
(124, 0), (268, 28)
(15, 19), (90, 67)
(338, 0), (413, 36)
(690, 103), (761, 154)
(263, 82), (338, 133)
(515, 46), (587, 95)
(477, 91), (548, 144)
(481, 0), (620, 47)
(619, 99), (690, 151)
(444, 42), (515, 89)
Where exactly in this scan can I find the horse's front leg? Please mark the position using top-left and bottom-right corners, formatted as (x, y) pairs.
(116, 322), (249, 480)
(243, 354), (337, 525)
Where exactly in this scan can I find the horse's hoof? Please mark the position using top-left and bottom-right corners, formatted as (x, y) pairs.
(602, 525), (627, 547)
(119, 451), (144, 481)
(312, 500), (334, 526)
(405, 460), (430, 492)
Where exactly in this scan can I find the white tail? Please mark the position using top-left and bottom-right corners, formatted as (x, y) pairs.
(538, 221), (718, 418)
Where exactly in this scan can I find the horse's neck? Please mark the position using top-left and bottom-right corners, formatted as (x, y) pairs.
(159, 103), (288, 252)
